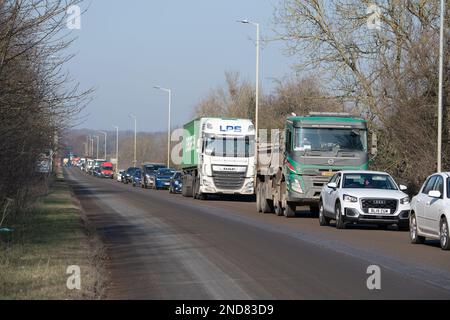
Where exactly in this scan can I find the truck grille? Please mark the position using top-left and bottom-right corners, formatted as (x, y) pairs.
(361, 199), (398, 214)
(312, 176), (330, 187)
(212, 171), (246, 190)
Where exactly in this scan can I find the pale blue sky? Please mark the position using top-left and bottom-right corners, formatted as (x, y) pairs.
(68, 0), (294, 132)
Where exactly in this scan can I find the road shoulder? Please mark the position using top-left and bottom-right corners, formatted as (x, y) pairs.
(0, 171), (106, 299)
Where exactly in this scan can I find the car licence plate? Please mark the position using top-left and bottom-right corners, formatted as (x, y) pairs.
(165, 182), (170, 185)
(368, 208), (391, 214)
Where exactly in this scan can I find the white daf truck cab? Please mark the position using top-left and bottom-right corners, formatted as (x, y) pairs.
(181, 117), (256, 200)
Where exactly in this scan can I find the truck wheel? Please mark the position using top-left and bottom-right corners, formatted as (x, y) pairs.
(198, 193), (208, 201)
(335, 203), (346, 229)
(193, 178), (199, 199)
(182, 175), (193, 197)
(261, 183), (274, 213)
(284, 202), (296, 218)
(319, 201), (330, 226)
(274, 202), (284, 216)
(256, 182), (262, 213)
(440, 218), (450, 250)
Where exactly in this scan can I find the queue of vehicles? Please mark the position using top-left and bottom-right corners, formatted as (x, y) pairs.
(72, 113), (450, 250)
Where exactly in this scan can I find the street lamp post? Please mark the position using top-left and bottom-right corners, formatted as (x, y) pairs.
(113, 126), (119, 174)
(154, 86), (172, 168)
(129, 114), (137, 167)
(437, 0), (446, 172)
(86, 135), (90, 157)
(89, 137), (93, 157)
(94, 135), (99, 159)
(237, 19), (260, 144)
(98, 131), (107, 160)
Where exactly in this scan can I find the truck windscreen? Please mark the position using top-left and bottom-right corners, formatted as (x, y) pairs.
(204, 136), (255, 158)
(294, 128), (367, 153)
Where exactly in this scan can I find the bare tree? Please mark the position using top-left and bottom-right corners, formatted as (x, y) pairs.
(275, 0), (449, 190)
(0, 0), (92, 211)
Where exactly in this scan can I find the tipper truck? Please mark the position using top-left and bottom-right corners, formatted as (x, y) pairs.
(256, 112), (371, 217)
(181, 117), (256, 200)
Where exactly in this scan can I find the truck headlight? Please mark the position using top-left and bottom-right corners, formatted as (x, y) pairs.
(343, 194), (358, 203)
(203, 179), (211, 187)
(290, 179), (303, 194)
(400, 197), (410, 204)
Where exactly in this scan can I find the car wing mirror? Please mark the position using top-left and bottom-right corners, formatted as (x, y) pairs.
(399, 185), (408, 191)
(428, 190), (441, 199)
(327, 182), (338, 189)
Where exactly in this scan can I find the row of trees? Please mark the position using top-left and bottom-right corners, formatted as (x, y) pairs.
(274, 0), (449, 191)
(0, 0), (90, 214)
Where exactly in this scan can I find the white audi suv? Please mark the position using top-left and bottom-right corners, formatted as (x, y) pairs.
(319, 170), (411, 230)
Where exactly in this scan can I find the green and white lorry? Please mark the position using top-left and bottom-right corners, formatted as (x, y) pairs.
(181, 117), (256, 199)
(256, 113), (371, 217)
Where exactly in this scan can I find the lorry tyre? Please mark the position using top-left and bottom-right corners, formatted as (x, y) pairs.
(261, 183), (274, 213)
(274, 202), (284, 216)
(335, 202), (346, 229)
(284, 202), (296, 218)
(193, 178), (199, 199)
(182, 174), (193, 197)
(256, 182), (262, 213)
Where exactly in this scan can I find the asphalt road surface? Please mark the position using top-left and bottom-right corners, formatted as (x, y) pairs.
(65, 168), (450, 299)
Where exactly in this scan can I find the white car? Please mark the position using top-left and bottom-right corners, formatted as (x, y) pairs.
(319, 170), (411, 230)
(410, 172), (450, 250)
(116, 170), (125, 182)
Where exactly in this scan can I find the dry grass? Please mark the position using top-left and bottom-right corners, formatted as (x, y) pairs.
(0, 174), (105, 300)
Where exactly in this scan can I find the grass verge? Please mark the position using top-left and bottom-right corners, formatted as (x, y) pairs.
(0, 172), (105, 299)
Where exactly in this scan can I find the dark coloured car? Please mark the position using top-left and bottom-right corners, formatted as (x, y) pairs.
(169, 171), (183, 194)
(132, 169), (142, 187)
(123, 167), (140, 184)
(93, 167), (102, 177)
(152, 168), (176, 190)
(141, 163), (166, 188)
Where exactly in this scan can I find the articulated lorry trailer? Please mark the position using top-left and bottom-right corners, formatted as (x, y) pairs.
(256, 112), (372, 217)
(181, 117), (256, 200)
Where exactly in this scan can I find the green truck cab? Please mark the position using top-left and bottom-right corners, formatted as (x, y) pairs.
(256, 113), (369, 217)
